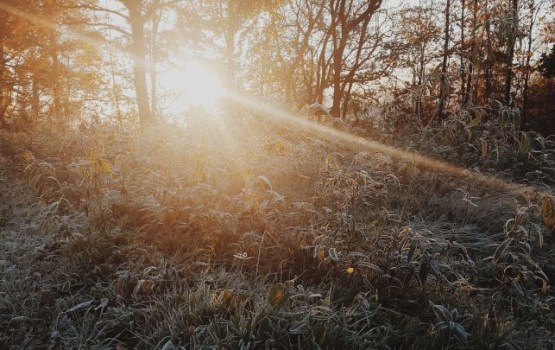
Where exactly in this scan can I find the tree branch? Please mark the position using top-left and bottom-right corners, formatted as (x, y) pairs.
(78, 21), (131, 37)
(67, 3), (129, 21)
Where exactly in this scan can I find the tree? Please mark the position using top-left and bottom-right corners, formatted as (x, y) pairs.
(120, 0), (154, 126)
(246, 0), (389, 118)
(193, 0), (281, 88)
(75, 0), (179, 127)
(519, 0), (545, 125)
(0, 0), (101, 128)
(437, 0), (451, 118)
(327, 0), (382, 118)
(504, 0), (520, 106)
(395, 4), (441, 120)
(463, 0), (478, 105)
(246, 0), (326, 105)
(539, 44), (555, 78)
(0, 0), (48, 128)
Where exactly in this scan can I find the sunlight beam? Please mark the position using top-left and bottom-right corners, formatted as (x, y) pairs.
(228, 93), (543, 199)
(1, 0), (546, 201)
(0, 1), (157, 86)
(0, 2), (115, 53)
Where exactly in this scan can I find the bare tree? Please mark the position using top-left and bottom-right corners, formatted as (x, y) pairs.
(437, 0), (451, 118)
(327, 0), (382, 118)
(74, 0), (178, 126)
(504, 0), (519, 106)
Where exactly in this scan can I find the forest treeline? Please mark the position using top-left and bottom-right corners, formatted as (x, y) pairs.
(0, 0), (554, 133)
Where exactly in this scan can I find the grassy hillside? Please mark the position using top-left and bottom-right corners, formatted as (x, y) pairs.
(1, 114), (554, 349)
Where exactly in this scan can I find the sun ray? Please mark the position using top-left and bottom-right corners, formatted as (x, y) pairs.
(2, 0), (546, 201)
(0, 2), (114, 54)
(227, 93), (543, 199)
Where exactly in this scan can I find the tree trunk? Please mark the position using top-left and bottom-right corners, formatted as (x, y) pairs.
(504, 0), (518, 107)
(415, 32), (426, 119)
(150, 10), (161, 120)
(464, 0), (478, 105)
(49, 31), (61, 120)
(287, 2), (323, 106)
(31, 73), (40, 121)
(124, 1), (153, 127)
(315, 29), (332, 104)
(521, 3), (535, 129)
(460, 0), (466, 105)
(330, 37), (346, 118)
(341, 21), (372, 119)
(328, 0), (343, 117)
(437, 0), (451, 118)
(329, 0), (381, 118)
(0, 38), (6, 127)
(484, 0), (492, 102)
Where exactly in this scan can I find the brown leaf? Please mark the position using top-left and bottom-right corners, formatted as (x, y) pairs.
(267, 283), (288, 307)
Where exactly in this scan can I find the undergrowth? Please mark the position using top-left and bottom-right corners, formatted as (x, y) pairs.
(0, 109), (554, 349)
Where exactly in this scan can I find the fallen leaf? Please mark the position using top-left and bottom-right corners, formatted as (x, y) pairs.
(268, 283), (287, 307)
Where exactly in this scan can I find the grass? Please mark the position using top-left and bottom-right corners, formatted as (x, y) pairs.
(0, 110), (554, 349)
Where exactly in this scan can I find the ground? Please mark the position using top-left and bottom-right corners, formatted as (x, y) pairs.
(0, 158), (56, 347)
(0, 121), (554, 349)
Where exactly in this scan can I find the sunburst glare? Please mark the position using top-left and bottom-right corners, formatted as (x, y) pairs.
(160, 62), (226, 115)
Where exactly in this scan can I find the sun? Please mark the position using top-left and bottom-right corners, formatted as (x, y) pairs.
(159, 61), (226, 115)
(181, 62), (226, 107)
